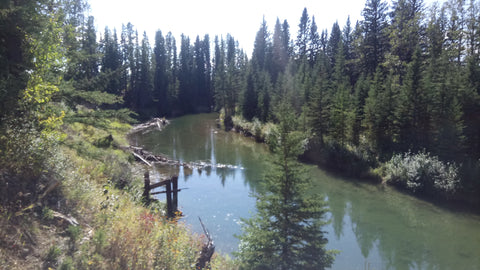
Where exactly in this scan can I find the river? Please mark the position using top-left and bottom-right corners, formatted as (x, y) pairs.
(129, 113), (480, 270)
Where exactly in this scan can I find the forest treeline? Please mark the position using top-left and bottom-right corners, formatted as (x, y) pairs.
(74, 0), (479, 203)
(1, 0), (479, 202)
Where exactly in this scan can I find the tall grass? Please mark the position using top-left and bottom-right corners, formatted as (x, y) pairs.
(58, 119), (205, 269)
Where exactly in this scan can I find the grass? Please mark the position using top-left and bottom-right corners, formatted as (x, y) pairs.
(0, 113), (238, 269)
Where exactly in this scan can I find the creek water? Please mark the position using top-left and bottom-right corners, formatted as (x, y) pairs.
(129, 113), (480, 270)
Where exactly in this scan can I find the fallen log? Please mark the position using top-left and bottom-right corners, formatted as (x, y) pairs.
(196, 217), (215, 269)
(132, 152), (152, 167)
(130, 117), (169, 134)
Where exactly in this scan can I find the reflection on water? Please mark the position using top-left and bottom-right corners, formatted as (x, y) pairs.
(129, 113), (480, 269)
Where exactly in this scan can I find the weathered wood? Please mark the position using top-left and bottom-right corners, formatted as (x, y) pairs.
(150, 187), (186, 195)
(133, 152), (152, 167)
(130, 118), (169, 134)
(172, 176), (178, 212)
(143, 171), (151, 204)
(196, 217), (215, 269)
(149, 179), (171, 190)
(166, 180), (173, 218)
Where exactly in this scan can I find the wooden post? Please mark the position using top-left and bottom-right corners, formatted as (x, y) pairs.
(143, 171), (150, 204)
(166, 179), (173, 218)
(172, 176), (178, 215)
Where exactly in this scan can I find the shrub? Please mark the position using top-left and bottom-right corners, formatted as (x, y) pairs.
(42, 206), (54, 220)
(45, 245), (62, 263)
(383, 151), (460, 199)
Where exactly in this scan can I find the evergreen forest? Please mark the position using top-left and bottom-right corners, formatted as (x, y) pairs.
(1, 0), (480, 268)
(28, 0), (477, 203)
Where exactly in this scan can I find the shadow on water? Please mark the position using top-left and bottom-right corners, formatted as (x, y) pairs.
(129, 113), (480, 270)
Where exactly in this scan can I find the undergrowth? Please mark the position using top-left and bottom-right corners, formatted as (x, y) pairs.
(1, 115), (237, 269)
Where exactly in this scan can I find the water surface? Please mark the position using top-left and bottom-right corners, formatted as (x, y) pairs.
(129, 113), (480, 269)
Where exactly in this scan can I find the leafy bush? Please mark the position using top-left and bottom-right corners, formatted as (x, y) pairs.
(383, 151), (460, 199)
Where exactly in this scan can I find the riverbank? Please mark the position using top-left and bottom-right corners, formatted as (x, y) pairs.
(230, 115), (480, 212)
(0, 116), (236, 269)
(132, 113), (480, 269)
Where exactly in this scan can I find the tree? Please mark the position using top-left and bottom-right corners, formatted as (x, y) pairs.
(136, 32), (153, 118)
(101, 27), (122, 95)
(153, 30), (168, 116)
(361, 0), (390, 74)
(307, 55), (331, 146)
(0, 0), (66, 205)
(363, 69), (397, 156)
(236, 103), (336, 270)
(394, 46), (430, 151)
(242, 66), (259, 121)
(327, 21), (342, 67)
(272, 18), (289, 84)
(178, 34), (194, 113)
(165, 31), (178, 109)
(308, 16), (320, 65)
(252, 18), (272, 71)
(328, 41), (355, 145)
(296, 8), (310, 59)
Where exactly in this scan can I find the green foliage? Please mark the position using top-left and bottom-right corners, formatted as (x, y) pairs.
(42, 206), (55, 220)
(236, 104), (336, 270)
(45, 245), (62, 263)
(320, 140), (377, 178)
(383, 151), (460, 199)
(59, 256), (74, 270)
(67, 225), (81, 244)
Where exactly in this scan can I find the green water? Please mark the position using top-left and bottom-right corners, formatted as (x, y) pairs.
(129, 113), (480, 270)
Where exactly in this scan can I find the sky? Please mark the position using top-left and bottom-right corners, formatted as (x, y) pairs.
(88, 0), (441, 56)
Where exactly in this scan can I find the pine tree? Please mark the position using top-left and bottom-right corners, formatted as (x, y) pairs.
(242, 66), (259, 121)
(252, 18), (272, 72)
(296, 8), (310, 59)
(328, 41), (355, 145)
(308, 16), (320, 65)
(462, 0), (480, 159)
(165, 32), (178, 108)
(327, 21), (342, 68)
(153, 30), (169, 116)
(81, 16), (99, 82)
(363, 69), (397, 156)
(361, 0), (390, 74)
(236, 103), (335, 270)
(136, 32), (153, 118)
(272, 18), (289, 84)
(101, 27), (122, 95)
(307, 55), (331, 146)
(394, 46), (430, 151)
(178, 34), (194, 113)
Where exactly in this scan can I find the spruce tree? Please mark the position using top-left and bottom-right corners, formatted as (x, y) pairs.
(236, 103), (335, 270)
(328, 41), (354, 145)
(153, 30), (169, 116)
(272, 18), (289, 84)
(242, 67), (259, 121)
(296, 8), (310, 59)
(361, 0), (390, 74)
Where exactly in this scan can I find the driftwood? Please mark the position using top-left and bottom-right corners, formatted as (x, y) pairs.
(130, 118), (169, 134)
(52, 211), (79, 227)
(129, 146), (244, 171)
(133, 152), (152, 166)
(196, 217), (215, 269)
